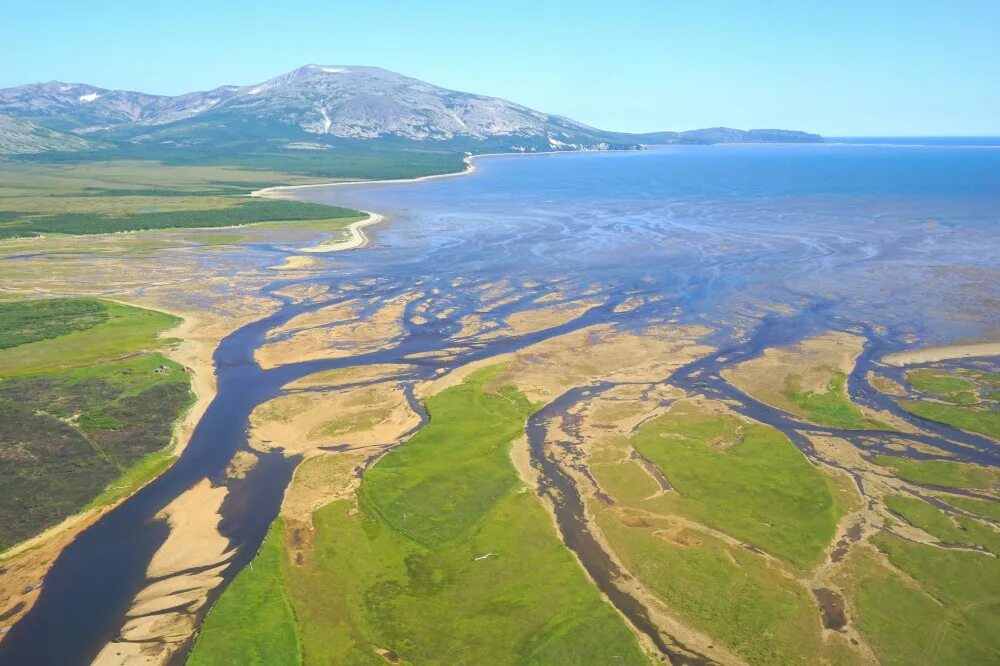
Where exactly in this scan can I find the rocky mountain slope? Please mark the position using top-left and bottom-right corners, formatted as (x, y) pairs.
(0, 114), (95, 154)
(0, 65), (822, 155)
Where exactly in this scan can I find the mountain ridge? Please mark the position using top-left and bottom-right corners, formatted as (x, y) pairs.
(0, 65), (822, 155)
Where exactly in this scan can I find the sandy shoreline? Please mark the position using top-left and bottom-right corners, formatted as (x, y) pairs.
(298, 212), (385, 253)
(249, 153), (478, 199)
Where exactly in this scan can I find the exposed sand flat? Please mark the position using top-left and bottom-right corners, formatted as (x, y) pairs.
(256, 292), (418, 369)
(93, 479), (233, 665)
(269, 254), (319, 270)
(250, 378), (419, 456)
(882, 342), (1000, 366)
(281, 452), (368, 522)
(420, 323), (711, 404)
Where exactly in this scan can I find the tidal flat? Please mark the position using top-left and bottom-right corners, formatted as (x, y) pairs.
(0, 145), (998, 665)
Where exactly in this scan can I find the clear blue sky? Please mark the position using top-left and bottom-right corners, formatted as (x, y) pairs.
(3, 0), (998, 135)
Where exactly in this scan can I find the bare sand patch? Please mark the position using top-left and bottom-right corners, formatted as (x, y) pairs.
(256, 292), (417, 369)
(93, 479), (232, 665)
(883, 342), (1000, 367)
(250, 372), (419, 457)
(270, 255), (319, 271)
(281, 453), (368, 522)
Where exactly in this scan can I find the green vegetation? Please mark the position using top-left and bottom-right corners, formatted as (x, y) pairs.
(0, 151), (461, 239)
(943, 495), (1000, 521)
(785, 371), (891, 429)
(884, 495), (1000, 554)
(0, 298), (108, 349)
(858, 532), (1000, 663)
(598, 513), (853, 665)
(581, 401), (858, 664)
(188, 519), (301, 666)
(897, 400), (1000, 439)
(632, 402), (843, 567)
(874, 454), (995, 489)
(193, 365), (645, 664)
(840, 546), (998, 666)
(0, 300), (178, 377)
(906, 369), (975, 394)
(0, 299), (193, 550)
(588, 403), (850, 662)
(895, 365), (1000, 439)
(0, 199), (360, 238)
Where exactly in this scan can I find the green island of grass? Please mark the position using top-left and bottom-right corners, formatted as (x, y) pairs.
(0, 298), (193, 551)
(897, 399), (1000, 440)
(586, 401), (853, 664)
(840, 542), (1000, 666)
(873, 454), (996, 489)
(189, 365), (646, 665)
(884, 495), (1000, 554)
(632, 402), (844, 567)
(942, 495), (1000, 521)
(785, 371), (892, 430)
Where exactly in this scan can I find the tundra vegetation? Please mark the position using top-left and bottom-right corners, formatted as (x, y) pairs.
(0, 298), (192, 551)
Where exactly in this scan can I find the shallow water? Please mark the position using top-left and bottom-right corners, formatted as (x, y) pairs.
(2, 145), (998, 664)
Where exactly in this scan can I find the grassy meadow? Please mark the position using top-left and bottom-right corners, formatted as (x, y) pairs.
(585, 400), (855, 664)
(189, 365), (646, 665)
(873, 454), (997, 489)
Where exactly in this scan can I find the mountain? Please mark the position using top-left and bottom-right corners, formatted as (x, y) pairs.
(0, 65), (822, 156)
(637, 127), (822, 145)
(0, 114), (96, 154)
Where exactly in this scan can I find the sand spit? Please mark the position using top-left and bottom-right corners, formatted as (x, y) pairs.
(249, 155), (478, 200)
(300, 212), (385, 253)
(883, 341), (1000, 366)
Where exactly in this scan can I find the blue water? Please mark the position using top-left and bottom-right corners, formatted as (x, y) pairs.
(316, 143), (1000, 345)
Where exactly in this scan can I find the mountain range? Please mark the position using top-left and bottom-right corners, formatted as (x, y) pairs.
(0, 65), (822, 155)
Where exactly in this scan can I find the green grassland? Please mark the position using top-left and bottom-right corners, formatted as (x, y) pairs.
(0, 146), (463, 239)
(897, 366), (1000, 439)
(839, 545), (999, 666)
(942, 495), (1000, 521)
(188, 518), (301, 666)
(190, 365), (646, 665)
(874, 454), (997, 489)
(0, 298), (108, 348)
(0, 298), (193, 551)
(631, 402), (844, 566)
(597, 513), (855, 665)
(897, 400), (1000, 439)
(785, 371), (892, 430)
(884, 495), (1000, 554)
(0, 300), (178, 377)
(587, 401), (853, 664)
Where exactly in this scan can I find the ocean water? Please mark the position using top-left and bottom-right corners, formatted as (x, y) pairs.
(312, 143), (1000, 346)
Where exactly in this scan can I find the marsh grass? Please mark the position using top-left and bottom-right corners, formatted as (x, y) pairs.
(874, 454), (996, 489)
(188, 518), (301, 666)
(784, 371), (891, 430)
(631, 402), (844, 567)
(897, 400), (1000, 439)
